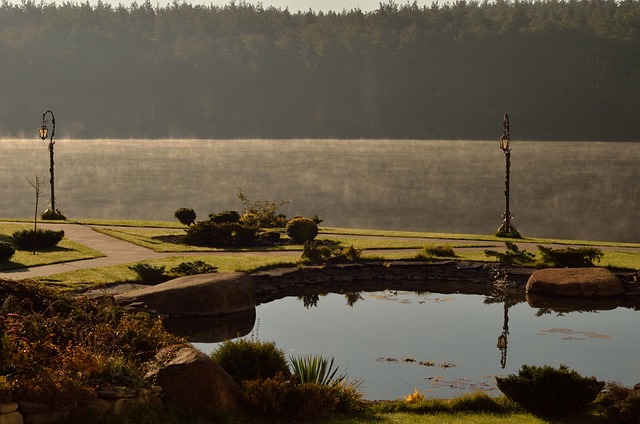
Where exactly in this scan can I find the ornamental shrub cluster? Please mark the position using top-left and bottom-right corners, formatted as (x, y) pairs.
(211, 339), (364, 421)
(0, 242), (15, 262)
(286, 217), (318, 243)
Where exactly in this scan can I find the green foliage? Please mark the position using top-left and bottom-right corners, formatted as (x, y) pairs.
(286, 217), (319, 243)
(0, 279), (179, 407)
(236, 188), (289, 228)
(208, 210), (241, 224)
(302, 240), (334, 264)
(183, 221), (261, 247)
(211, 338), (291, 385)
(290, 354), (343, 386)
(128, 262), (167, 283)
(11, 229), (64, 250)
(484, 242), (535, 265)
(496, 364), (604, 418)
(424, 244), (456, 258)
(170, 260), (218, 276)
(537, 245), (604, 267)
(174, 208), (196, 226)
(0, 242), (15, 261)
(594, 382), (640, 424)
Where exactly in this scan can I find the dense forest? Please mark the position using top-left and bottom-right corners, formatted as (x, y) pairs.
(0, 0), (639, 140)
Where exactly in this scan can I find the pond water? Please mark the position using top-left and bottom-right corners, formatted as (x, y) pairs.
(1, 138), (639, 242)
(191, 290), (640, 400)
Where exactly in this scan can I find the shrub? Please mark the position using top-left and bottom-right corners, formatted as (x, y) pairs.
(484, 242), (535, 265)
(290, 355), (343, 386)
(208, 210), (241, 224)
(211, 338), (290, 385)
(11, 229), (64, 250)
(236, 187), (289, 228)
(496, 364), (604, 418)
(286, 217), (319, 243)
(170, 260), (218, 276)
(302, 240), (333, 263)
(128, 262), (167, 283)
(183, 221), (260, 247)
(0, 242), (15, 261)
(424, 244), (456, 258)
(594, 382), (640, 424)
(174, 208), (196, 226)
(537, 245), (604, 267)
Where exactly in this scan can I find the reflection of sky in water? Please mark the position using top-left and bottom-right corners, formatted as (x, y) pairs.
(194, 292), (640, 400)
(1, 139), (639, 242)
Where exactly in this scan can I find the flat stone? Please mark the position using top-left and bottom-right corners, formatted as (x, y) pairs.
(0, 404), (18, 414)
(0, 411), (23, 424)
(16, 404), (47, 416)
(115, 272), (255, 317)
(23, 410), (69, 424)
(526, 268), (624, 297)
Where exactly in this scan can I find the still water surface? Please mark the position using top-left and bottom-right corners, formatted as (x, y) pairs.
(1, 139), (638, 242)
(193, 291), (639, 400)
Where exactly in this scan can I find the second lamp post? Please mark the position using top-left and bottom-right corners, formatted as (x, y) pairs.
(497, 114), (519, 237)
(39, 110), (64, 219)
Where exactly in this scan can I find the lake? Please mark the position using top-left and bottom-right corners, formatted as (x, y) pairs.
(1, 138), (639, 242)
(190, 290), (640, 400)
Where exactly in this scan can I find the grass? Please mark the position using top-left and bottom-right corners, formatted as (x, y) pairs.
(35, 254), (301, 291)
(0, 223), (104, 270)
(318, 412), (548, 423)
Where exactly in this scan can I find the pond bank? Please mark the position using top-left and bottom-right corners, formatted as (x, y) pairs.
(250, 260), (640, 311)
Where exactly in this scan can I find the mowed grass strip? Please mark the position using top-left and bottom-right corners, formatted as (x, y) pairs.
(0, 223), (104, 271)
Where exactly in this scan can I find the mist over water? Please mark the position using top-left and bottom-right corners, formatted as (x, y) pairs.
(1, 139), (638, 242)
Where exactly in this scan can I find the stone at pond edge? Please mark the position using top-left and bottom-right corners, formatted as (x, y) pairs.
(145, 345), (241, 414)
(526, 268), (623, 297)
(114, 272), (255, 317)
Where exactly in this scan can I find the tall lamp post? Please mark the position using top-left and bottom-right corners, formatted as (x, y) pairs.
(496, 114), (519, 237)
(39, 110), (64, 219)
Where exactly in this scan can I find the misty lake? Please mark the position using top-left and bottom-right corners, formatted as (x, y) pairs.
(1, 138), (639, 242)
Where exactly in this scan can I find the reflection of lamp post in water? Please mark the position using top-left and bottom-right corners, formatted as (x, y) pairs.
(38, 110), (64, 219)
(497, 301), (510, 369)
(497, 114), (519, 238)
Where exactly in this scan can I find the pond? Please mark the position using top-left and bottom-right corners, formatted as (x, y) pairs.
(189, 288), (640, 400)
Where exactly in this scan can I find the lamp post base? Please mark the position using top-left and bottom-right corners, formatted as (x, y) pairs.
(496, 213), (520, 238)
(42, 208), (66, 221)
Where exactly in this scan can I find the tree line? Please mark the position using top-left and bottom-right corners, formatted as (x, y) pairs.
(0, 0), (639, 140)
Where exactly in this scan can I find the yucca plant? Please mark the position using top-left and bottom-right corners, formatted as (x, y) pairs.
(289, 354), (344, 386)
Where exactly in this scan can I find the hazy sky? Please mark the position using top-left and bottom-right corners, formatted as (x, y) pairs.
(110, 0), (438, 12)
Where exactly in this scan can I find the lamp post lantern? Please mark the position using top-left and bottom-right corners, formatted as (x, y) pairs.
(39, 110), (64, 219)
(496, 114), (519, 237)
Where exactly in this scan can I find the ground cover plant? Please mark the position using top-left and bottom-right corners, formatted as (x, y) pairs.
(0, 279), (180, 408)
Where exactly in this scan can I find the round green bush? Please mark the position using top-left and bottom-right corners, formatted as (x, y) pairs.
(209, 210), (241, 224)
(496, 364), (604, 418)
(11, 229), (64, 250)
(174, 208), (196, 226)
(286, 217), (318, 244)
(211, 339), (290, 385)
(0, 242), (15, 261)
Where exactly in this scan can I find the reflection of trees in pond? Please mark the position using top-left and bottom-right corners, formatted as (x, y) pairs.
(299, 294), (320, 308)
(343, 292), (364, 307)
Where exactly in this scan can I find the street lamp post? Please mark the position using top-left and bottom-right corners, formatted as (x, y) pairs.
(39, 110), (64, 219)
(497, 114), (519, 237)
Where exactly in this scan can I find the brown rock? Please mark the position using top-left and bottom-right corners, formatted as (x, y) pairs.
(526, 268), (624, 297)
(147, 345), (241, 414)
(0, 411), (23, 424)
(115, 272), (255, 317)
(0, 403), (18, 414)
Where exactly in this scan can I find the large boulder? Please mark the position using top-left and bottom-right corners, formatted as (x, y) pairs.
(115, 272), (255, 317)
(526, 268), (623, 298)
(146, 345), (241, 414)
